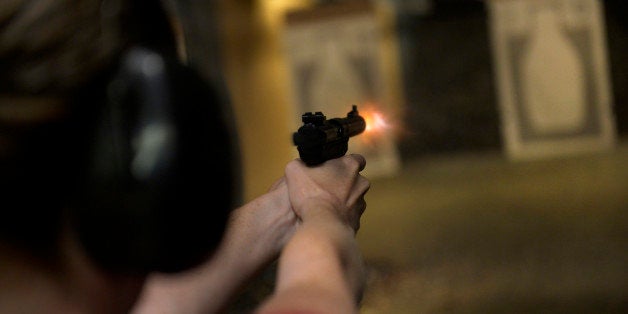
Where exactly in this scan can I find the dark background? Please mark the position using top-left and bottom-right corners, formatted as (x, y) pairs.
(394, 0), (628, 159)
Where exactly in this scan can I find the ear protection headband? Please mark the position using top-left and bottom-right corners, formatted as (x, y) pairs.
(66, 0), (239, 274)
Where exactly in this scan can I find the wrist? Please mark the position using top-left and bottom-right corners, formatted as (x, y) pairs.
(272, 218), (361, 304)
(297, 200), (339, 222)
(226, 187), (296, 268)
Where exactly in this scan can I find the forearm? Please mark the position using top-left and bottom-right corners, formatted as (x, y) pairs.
(256, 211), (365, 314)
(132, 241), (259, 314)
(132, 187), (295, 314)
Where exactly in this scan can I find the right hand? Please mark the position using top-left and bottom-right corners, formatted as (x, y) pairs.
(253, 155), (371, 314)
(284, 154), (370, 232)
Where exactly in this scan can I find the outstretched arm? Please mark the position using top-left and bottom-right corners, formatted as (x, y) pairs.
(255, 154), (370, 314)
(131, 179), (297, 314)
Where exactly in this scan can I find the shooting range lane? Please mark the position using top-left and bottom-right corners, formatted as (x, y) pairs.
(357, 141), (628, 313)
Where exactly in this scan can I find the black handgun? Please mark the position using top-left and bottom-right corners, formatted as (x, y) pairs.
(292, 105), (366, 166)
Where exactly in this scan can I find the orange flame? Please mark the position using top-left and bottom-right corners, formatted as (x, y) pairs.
(355, 103), (397, 146)
(364, 110), (388, 134)
(359, 104), (391, 134)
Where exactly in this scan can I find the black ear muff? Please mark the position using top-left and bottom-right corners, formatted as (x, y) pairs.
(70, 46), (236, 274)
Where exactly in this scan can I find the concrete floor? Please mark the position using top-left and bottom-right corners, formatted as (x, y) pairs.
(358, 142), (628, 313)
(227, 141), (628, 313)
